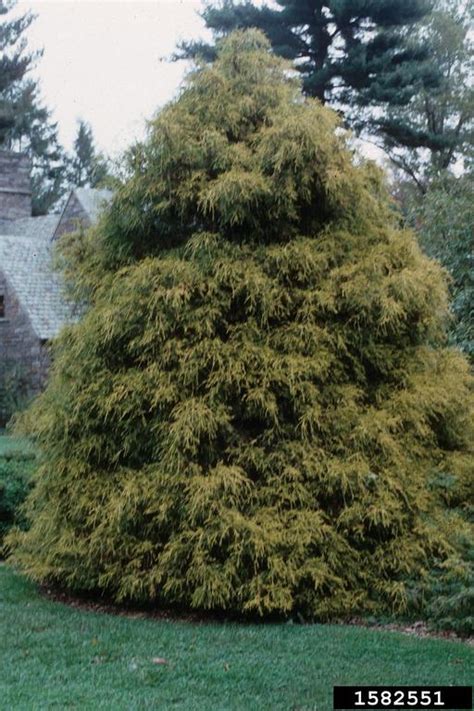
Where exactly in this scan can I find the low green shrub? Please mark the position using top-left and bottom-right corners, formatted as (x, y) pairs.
(0, 447), (35, 549)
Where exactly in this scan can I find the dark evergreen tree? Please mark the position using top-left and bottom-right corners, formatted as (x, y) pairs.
(178, 1), (438, 139)
(6, 79), (67, 215)
(8, 32), (473, 621)
(0, 0), (36, 139)
(0, 1), (66, 214)
(67, 119), (110, 189)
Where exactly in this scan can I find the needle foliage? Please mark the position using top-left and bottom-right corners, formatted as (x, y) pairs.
(7, 31), (473, 620)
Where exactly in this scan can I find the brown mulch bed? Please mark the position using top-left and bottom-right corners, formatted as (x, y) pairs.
(36, 581), (473, 645)
(346, 617), (473, 646)
(40, 583), (218, 625)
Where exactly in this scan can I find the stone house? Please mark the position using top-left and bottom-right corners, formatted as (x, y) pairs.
(0, 150), (112, 424)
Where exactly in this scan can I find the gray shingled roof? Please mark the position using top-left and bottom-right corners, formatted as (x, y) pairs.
(0, 214), (59, 240)
(0, 230), (75, 340)
(0, 189), (111, 340)
(74, 188), (113, 223)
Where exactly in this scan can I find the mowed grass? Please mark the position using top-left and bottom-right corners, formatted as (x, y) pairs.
(1, 566), (472, 710)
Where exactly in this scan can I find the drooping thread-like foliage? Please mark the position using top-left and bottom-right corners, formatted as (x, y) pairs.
(7, 31), (473, 620)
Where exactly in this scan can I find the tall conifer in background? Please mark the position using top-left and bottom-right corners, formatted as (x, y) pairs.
(0, 0), (66, 214)
(8, 32), (473, 620)
(67, 119), (110, 189)
(0, 0), (35, 138)
(178, 1), (439, 152)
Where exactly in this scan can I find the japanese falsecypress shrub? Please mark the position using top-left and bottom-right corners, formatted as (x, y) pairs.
(7, 31), (473, 619)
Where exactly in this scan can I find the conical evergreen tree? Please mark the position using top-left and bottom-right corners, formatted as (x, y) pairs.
(8, 31), (473, 619)
(1, 2), (67, 214)
(7, 79), (67, 215)
(0, 0), (36, 139)
(67, 119), (110, 189)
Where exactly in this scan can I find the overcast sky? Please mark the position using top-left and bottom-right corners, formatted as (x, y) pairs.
(13, 0), (384, 166)
(15, 0), (210, 159)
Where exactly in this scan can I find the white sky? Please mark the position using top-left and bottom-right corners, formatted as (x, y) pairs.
(13, 0), (384, 165)
(15, 0), (210, 159)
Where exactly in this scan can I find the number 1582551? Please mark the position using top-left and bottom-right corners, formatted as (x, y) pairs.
(354, 689), (444, 706)
(333, 686), (472, 710)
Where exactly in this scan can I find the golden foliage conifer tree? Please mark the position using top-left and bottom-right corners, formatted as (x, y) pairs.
(8, 31), (473, 619)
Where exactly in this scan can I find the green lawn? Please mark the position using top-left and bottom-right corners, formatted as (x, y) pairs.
(1, 566), (472, 710)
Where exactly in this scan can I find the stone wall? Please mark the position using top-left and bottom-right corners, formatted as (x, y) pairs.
(0, 151), (32, 221)
(0, 270), (47, 425)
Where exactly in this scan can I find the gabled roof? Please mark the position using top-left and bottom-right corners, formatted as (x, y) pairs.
(52, 187), (113, 242)
(0, 231), (75, 340)
(0, 214), (59, 240)
(74, 187), (113, 223)
(0, 187), (112, 341)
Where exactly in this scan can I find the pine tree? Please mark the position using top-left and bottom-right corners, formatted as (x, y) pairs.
(0, 0), (36, 140)
(178, 1), (439, 148)
(67, 120), (110, 189)
(0, 1), (66, 214)
(8, 32), (473, 620)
